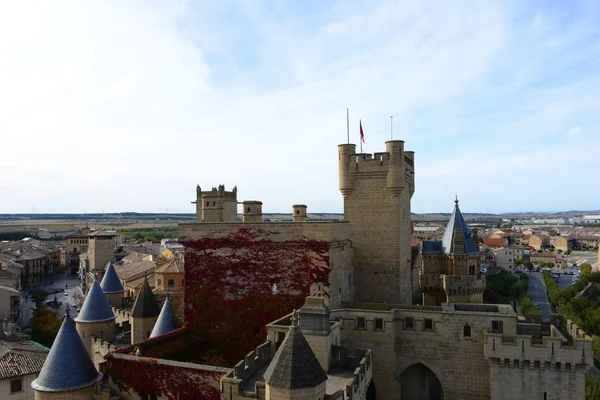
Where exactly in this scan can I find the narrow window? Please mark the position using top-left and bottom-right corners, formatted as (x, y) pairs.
(10, 379), (23, 394)
(463, 324), (471, 337)
(405, 317), (414, 329)
(100, 330), (104, 338)
(374, 318), (384, 331)
(492, 320), (503, 333)
(424, 318), (434, 331)
(356, 317), (366, 329)
(167, 279), (175, 288)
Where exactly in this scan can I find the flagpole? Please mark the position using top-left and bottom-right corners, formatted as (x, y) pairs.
(390, 116), (393, 140)
(346, 108), (350, 144)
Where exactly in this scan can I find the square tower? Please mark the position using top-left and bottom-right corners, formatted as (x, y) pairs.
(338, 141), (415, 304)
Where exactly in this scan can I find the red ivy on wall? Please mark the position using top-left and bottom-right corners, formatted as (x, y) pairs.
(106, 355), (223, 400)
(182, 228), (330, 363)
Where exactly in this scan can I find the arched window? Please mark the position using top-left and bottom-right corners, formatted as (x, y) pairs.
(463, 323), (471, 337)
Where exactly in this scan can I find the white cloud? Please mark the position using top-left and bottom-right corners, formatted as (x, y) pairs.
(0, 1), (598, 214)
(568, 126), (583, 136)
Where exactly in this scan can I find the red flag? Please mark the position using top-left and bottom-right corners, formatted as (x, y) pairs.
(360, 120), (365, 143)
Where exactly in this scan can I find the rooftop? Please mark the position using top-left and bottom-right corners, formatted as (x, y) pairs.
(75, 279), (116, 323)
(100, 261), (124, 293)
(0, 339), (48, 380)
(131, 277), (160, 318)
(263, 325), (327, 389)
(32, 311), (102, 392)
(150, 295), (180, 338)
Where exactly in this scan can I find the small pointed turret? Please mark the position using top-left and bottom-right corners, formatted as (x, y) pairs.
(32, 308), (102, 395)
(263, 310), (327, 396)
(150, 294), (180, 338)
(131, 276), (160, 344)
(440, 197), (478, 255)
(74, 276), (116, 358)
(100, 261), (125, 307)
(76, 276), (116, 323)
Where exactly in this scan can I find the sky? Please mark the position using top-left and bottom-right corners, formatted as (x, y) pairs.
(1, 0), (599, 215)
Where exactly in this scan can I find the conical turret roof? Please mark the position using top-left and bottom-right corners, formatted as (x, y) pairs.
(100, 261), (124, 294)
(440, 198), (479, 255)
(150, 295), (180, 338)
(131, 276), (160, 318)
(31, 310), (102, 392)
(75, 278), (116, 323)
(264, 312), (327, 389)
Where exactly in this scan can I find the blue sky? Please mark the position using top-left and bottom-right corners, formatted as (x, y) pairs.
(0, 0), (599, 214)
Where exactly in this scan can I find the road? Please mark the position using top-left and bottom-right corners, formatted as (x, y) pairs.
(17, 272), (82, 328)
(526, 273), (552, 319)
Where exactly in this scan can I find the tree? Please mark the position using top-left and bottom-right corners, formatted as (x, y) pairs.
(516, 259), (524, 267)
(25, 308), (62, 348)
(565, 250), (572, 255)
(30, 290), (49, 308)
(581, 263), (593, 277)
(524, 261), (534, 272)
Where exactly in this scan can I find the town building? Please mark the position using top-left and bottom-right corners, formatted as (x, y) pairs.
(0, 285), (21, 322)
(494, 248), (516, 271)
(0, 333), (48, 400)
(530, 252), (558, 266)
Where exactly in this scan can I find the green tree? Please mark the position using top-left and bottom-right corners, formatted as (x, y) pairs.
(581, 263), (593, 277)
(524, 261), (534, 272)
(25, 308), (62, 348)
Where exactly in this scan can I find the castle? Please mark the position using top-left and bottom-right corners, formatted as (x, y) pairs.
(30, 140), (591, 400)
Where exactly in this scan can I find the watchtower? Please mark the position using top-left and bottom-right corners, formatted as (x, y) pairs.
(192, 184), (238, 222)
(338, 140), (415, 304)
(242, 201), (263, 222)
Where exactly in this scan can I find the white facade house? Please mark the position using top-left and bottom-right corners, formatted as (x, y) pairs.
(494, 248), (516, 270)
(0, 338), (48, 399)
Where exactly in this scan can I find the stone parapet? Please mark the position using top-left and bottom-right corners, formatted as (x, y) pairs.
(221, 341), (271, 397)
(483, 320), (592, 371)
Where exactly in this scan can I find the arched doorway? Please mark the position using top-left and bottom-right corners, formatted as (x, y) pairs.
(400, 363), (443, 400)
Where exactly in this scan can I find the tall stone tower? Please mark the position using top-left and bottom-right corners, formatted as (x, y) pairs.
(338, 141), (415, 304)
(192, 184), (238, 222)
(420, 199), (486, 305)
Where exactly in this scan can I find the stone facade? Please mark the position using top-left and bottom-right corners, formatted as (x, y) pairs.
(131, 315), (158, 344)
(34, 386), (95, 400)
(338, 141), (415, 305)
(87, 233), (117, 272)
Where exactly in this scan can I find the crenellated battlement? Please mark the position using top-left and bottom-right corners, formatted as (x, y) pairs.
(338, 141), (414, 199)
(483, 319), (592, 371)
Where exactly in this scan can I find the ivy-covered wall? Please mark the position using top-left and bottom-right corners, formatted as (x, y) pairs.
(182, 228), (331, 363)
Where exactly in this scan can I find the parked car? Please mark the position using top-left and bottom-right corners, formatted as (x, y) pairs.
(480, 267), (488, 274)
(45, 300), (62, 308)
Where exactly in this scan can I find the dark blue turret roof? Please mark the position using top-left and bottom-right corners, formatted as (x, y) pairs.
(75, 279), (116, 323)
(440, 199), (479, 255)
(150, 295), (180, 338)
(100, 262), (124, 294)
(31, 311), (102, 392)
(422, 199), (479, 255)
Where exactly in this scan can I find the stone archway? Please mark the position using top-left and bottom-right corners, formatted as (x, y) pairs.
(400, 363), (443, 400)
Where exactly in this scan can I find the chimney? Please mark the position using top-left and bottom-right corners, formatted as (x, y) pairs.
(292, 205), (307, 222)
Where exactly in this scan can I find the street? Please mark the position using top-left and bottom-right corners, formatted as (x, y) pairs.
(17, 272), (82, 328)
(526, 273), (552, 319)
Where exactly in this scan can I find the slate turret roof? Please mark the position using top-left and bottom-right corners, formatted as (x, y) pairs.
(422, 198), (479, 255)
(131, 276), (160, 318)
(74, 277), (116, 323)
(100, 261), (124, 294)
(263, 313), (327, 389)
(150, 295), (180, 338)
(440, 198), (479, 255)
(31, 310), (102, 392)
